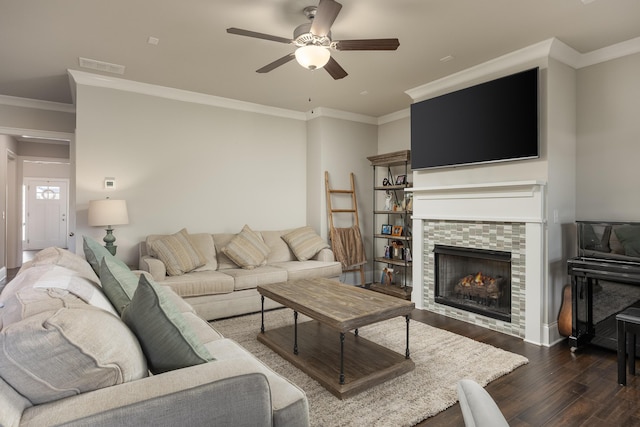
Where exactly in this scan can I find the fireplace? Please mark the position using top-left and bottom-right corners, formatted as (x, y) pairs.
(434, 245), (511, 322)
(410, 180), (548, 344)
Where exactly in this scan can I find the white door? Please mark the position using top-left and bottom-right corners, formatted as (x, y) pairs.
(24, 179), (69, 249)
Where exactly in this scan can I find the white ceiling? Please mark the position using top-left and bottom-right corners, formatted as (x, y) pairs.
(1, 0), (640, 118)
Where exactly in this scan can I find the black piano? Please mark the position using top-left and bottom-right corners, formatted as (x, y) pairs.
(567, 221), (640, 351)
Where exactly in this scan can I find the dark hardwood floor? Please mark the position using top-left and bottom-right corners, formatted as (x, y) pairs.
(2, 263), (638, 426)
(411, 309), (640, 427)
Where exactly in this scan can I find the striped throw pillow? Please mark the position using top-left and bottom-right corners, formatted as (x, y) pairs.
(222, 225), (270, 269)
(282, 226), (329, 261)
(148, 229), (206, 276)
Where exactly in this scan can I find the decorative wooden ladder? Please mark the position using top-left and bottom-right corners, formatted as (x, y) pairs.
(324, 171), (366, 286)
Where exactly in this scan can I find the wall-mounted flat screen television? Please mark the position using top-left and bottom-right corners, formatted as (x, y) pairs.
(411, 67), (539, 170)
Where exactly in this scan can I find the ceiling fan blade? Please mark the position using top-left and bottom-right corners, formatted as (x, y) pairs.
(324, 56), (347, 80)
(334, 38), (400, 51)
(256, 53), (296, 73)
(310, 0), (342, 37)
(227, 27), (292, 44)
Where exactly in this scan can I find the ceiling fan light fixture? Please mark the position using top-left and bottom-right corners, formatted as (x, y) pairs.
(295, 45), (330, 70)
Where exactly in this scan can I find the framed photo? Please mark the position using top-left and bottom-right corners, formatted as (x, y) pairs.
(381, 224), (392, 235)
(391, 225), (403, 236)
(395, 175), (407, 185)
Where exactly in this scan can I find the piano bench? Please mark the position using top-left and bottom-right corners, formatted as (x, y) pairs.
(616, 307), (640, 386)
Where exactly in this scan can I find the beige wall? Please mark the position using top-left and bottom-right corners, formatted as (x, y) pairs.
(576, 52), (640, 221)
(306, 114), (377, 284)
(0, 103), (75, 134)
(74, 84), (308, 266)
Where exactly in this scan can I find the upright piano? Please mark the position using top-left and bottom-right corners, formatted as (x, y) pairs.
(567, 221), (640, 351)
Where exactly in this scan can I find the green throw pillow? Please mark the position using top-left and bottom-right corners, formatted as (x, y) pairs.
(614, 226), (640, 257)
(99, 257), (138, 315)
(83, 235), (114, 276)
(121, 274), (214, 374)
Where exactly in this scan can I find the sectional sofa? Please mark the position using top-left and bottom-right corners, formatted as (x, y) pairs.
(138, 226), (343, 320)
(0, 237), (311, 426)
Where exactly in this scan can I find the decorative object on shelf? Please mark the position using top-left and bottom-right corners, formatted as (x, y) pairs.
(391, 225), (403, 237)
(384, 245), (391, 259)
(384, 191), (393, 211)
(88, 198), (129, 256)
(382, 177), (392, 186)
(382, 267), (394, 285)
(404, 248), (412, 262)
(395, 175), (407, 185)
(406, 193), (413, 212)
(381, 224), (392, 235)
(392, 241), (404, 259)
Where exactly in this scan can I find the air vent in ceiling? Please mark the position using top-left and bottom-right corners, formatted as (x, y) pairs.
(78, 57), (125, 75)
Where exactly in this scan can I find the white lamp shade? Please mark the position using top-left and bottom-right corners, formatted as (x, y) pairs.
(88, 199), (129, 227)
(295, 45), (330, 70)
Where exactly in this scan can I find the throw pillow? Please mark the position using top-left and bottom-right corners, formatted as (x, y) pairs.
(29, 247), (100, 285)
(83, 235), (115, 276)
(148, 228), (206, 276)
(0, 305), (147, 405)
(121, 274), (214, 374)
(99, 257), (139, 315)
(282, 226), (329, 261)
(222, 225), (270, 269)
(614, 225), (640, 257)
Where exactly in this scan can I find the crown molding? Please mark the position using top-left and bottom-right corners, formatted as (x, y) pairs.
(377, 108), (410, 125)
(578, 36), (640, 68)
(305, 107), (378, 125)
(406, 36), (640, 103)
(67, 69), (307, 121)
(405, 38), (555, 103)
(0, 94), (75, 113)
(0, 126), (73, 141)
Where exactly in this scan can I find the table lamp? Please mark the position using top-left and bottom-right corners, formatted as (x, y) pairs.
(88, 198), (129, 255)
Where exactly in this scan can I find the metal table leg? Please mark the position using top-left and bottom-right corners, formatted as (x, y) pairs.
(260, 295), (265, 334)
(340, 332), (345, 384)
(294, 311), (299, 355)
(405, 315), (411, 359)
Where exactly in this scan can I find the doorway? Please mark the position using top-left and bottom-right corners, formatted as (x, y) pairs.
(23, 178), (69, 249)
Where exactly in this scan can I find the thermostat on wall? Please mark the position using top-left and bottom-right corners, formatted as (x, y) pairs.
(105, 178), (116, 190)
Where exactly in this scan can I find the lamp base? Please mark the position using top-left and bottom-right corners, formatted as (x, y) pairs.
(103, 227), (117, 256)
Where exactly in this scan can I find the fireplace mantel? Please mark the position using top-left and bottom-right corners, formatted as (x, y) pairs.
(408, 180), (547, 224)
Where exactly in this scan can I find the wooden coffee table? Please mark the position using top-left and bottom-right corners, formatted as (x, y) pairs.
(257, 278), (415, 399)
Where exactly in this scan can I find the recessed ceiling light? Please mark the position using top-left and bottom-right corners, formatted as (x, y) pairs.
(440, 55), (454, 63)
(360, 90), (369, 96)
(147, 36), (160, 45)
(581, 0), (596, 4)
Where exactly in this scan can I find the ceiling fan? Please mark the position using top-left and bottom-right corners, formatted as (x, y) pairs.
(226, 0), (400, 80)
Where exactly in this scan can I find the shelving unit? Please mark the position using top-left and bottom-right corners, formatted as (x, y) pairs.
(367, 150), (412, 300)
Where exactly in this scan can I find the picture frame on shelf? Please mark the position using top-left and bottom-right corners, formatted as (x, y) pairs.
(381, 224), (392, 235)
(391, 225), (403, 236)
(395, 175), (407, 185)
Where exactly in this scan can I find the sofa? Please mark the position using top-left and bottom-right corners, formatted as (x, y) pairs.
(138, 226), (343, 320)
(0, 237), (310, 427)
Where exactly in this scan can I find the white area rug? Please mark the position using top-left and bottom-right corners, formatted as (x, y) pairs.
(212, 309), (528, 426)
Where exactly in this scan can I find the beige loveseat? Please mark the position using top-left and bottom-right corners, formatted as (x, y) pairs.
(0, 238), (309, 427)
(139, 226), (343, 320)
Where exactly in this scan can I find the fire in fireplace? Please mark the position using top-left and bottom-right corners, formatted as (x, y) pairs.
(434, 245), (512, 322)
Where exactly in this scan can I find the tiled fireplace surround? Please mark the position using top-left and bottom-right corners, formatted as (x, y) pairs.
(410, 181), (547, 345)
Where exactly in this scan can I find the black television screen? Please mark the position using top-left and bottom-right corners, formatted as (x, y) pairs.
(411, 67), (539, 170)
